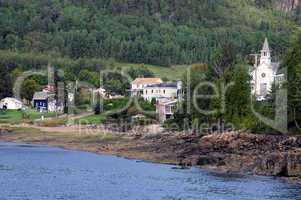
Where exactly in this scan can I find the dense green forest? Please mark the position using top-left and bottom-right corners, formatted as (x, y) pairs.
(0, 0), (301, 67)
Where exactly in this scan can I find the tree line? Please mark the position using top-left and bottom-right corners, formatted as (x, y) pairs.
(0, 0), (300, 66)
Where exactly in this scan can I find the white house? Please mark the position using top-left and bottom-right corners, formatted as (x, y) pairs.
(143, 81), (182, 102)
(250, 38), (281, 100)
(0, 97), (23, 110)
(131, 77), (163, 96)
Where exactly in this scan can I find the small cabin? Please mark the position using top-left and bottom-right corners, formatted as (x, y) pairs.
(32, 92), (55, 112)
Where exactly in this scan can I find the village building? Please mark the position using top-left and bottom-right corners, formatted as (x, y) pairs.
(131, 77), (163, 96)
(142, 81), (182, 102)
(0, 97), (23, 110)
(250, 38), (281, 100)
(93, 87), (107, 98)
(42, 85), (55, 93)
(32, 92), (57, 112)
(156, 98), (177, 123)
(92, 87), (124, 100)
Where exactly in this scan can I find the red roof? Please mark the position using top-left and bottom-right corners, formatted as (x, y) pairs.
(132, 78), (162, 85)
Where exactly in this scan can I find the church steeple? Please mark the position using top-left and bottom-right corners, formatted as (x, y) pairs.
(260, 38), (271, 65)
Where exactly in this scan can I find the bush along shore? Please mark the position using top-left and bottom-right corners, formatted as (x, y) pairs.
(0, 126), (300, 184)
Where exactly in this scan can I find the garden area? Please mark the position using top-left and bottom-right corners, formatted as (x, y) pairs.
(0, 109), (56, 124)
(76, 97), (156, 125)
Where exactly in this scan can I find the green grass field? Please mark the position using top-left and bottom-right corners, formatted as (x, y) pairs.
(116, 63), (190, 81)
(0, 110), (56, 124)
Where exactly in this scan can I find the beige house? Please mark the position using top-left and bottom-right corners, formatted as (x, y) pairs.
(131, 78), (163, 96)
(156, 98), (177, 123)
(143, 81), (182, 102)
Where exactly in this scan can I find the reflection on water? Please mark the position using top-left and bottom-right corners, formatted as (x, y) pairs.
(0, 142), (300, 200)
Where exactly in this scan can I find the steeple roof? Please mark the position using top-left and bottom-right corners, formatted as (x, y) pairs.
(262, 38), (270, 51)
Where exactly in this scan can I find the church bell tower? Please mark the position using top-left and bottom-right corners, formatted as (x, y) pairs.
(260, 38), (271, 65)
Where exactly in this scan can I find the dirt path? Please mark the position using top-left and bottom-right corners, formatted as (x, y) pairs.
(33, 111), (94, 123)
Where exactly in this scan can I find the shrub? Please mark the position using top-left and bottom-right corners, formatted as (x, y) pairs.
(94, 104), (101, 115)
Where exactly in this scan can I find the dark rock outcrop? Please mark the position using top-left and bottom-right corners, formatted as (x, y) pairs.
(178, 132), (301, 180)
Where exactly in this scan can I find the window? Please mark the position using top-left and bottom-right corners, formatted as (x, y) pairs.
(165, 106), (172, 113)
(261, 73), (266, 78)
(163, 90), (166, 94)
(151, 90), (153, 94)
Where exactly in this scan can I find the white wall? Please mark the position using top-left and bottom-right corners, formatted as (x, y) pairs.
(252, 63), (275, 97)
(143, 87), (178, 101)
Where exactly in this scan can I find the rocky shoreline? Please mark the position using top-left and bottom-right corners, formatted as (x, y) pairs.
(178, 133), (301, 182)
(0, 127), (300, 184)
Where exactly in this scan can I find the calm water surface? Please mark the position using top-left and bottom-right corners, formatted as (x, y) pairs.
(0, 142), (300, 200)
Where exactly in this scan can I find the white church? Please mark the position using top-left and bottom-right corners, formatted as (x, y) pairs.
(250, 38), (284, 101)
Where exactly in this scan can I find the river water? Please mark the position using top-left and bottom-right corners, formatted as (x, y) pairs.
(0, 142), (300, 200)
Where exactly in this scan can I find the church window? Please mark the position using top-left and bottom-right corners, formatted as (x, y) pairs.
(261, 73), (266, 78)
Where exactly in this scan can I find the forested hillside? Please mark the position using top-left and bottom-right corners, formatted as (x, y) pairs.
(0, 0), (301, 66)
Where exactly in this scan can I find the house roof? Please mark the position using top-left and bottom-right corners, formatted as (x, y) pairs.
(33, 92), (54, 100)
(145, 82), (177, 89)
(271, 62), (280, 72)
(132, 77), (162, 85)
(157, 98), (177, 105)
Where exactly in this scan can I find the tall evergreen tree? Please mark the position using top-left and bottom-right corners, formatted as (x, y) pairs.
(0, 66), (12, 99)
(283, 40), (301, 131)
(225, 64), (251, 127)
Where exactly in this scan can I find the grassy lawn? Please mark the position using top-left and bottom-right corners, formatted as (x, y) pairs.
(76, 114), (106, 125)
(0, 110), (56, 124)
(116, 63), (190, 80)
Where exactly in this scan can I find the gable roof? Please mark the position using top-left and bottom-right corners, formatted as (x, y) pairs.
(271, 62), (280, 72)
(33, 92), (48, 100)
(132, 77), (162, 85)
(157, 98), (177, 105)
(32, 92), (55, 100)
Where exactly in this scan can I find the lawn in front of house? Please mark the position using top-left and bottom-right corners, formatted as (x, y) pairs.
(76, 114), (107, 125)
(0, 110), (56, 124)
